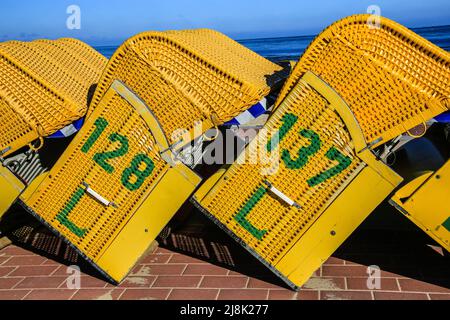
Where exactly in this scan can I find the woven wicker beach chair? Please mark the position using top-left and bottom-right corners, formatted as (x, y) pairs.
(18, 29), (283, 283)
(0, 39), (107, 217)
(192, 14), (450, 290)
(278, 15), (450, 254)
(0, 38), (107, 157)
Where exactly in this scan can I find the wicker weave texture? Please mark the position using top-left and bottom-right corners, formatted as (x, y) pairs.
(25, 88), (169, 261)
(0, 38), (107, 155)
(276, 14), (450, 146)
(89, 29), (282, 144)
(0, 96), (37, 155)
(198, 79), (363, 266)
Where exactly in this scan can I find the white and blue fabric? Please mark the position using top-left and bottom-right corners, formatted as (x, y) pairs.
(435, 111), (450, 123)
(224, 98), (268, 126)
(48, 118), (84, 138)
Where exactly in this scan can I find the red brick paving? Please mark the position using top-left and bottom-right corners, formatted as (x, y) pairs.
(168, 289), (219, 300)
(24, 289), (76, 300)
(141, 254), (172, 264)
(321, 265), (368, 277)
(79, 275), (111, 288)
(15, 276), (66, 289)
(3, 255), (47, 266)
(0, 267), (15, 277)
(429, 294), (450, 300)
(153, 275), (202, 288)
(0, 289), (31, 300)
(0, 277), (22, 289)
(217, 289), (269, 300)
(183, 264), (229, 275)
(346, 277), (400, 291)
(119, 288), (170, 300)
(268, 289), (297, 300)
(71, 288), (125, 300)
(119, 276), (157, 288)
(303, 277), (346, 290)
(247, 278), (283, 289)
(200, 276), (248, 288)
(0, 244), (449, 300)
(398, 278), (450, 293)
(373, 292), (429, 300)
(297, 290), (320, 300)
(320, 290), (373, 300)
(8, 265), (58, 277)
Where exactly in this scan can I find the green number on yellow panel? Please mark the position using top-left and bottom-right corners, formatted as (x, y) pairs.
(122, 154), (155, 191)
(233, 113), (356, 241)
(81, 117), (108, 153)
(267, 113), (298, 152)
(282, 129), (321, 170)
(80, 117), (155, 191)
(307, 147), (352, 187)
(56, 187), (88, 237)
(234, 186), (268, 240)
(443, 217), (450, 232)
(93, 133), (129, 174)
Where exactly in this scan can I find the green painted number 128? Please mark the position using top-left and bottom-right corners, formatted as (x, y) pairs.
(55, 117), (156, 237)
(81, 117), (155, 191)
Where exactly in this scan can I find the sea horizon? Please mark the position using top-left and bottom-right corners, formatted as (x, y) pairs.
(94, 24), (450, 62)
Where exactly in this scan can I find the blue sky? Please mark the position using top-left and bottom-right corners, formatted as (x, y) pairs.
(0, 0), (449, 45)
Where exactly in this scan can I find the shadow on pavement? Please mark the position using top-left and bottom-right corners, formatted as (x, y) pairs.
(1, 197), (448, 290)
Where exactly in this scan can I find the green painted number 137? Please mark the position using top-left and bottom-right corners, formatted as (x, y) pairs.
(234, 113), (353, 240)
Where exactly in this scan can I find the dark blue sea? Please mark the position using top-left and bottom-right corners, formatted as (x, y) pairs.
(94, 25), (450, 62)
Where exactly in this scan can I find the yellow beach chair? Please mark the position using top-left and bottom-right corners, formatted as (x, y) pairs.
(390, 159), (450, 252)
(282, 15), (450, 255)
(0, 39), (107, 217)
(192, 14), (450, 289)
(18, 30), (283, 283)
